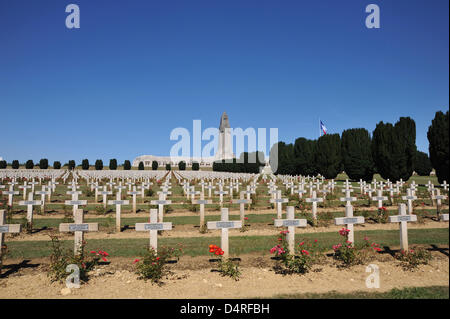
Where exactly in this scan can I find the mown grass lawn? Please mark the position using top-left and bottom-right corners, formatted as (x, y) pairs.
(5, 228), (449, 259)
(269, 286), (449, 299)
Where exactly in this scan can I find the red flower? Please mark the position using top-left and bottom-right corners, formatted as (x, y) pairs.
(133, 259), (140, 264)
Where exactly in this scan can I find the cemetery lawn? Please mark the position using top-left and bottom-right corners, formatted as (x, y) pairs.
(6, 227), (449, 258)
(270, 285), (449, 299)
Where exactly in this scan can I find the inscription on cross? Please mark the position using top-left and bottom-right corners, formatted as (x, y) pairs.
(274, 206), (307, 253)
(388, 203), (417, 251)
(135, 209), (172, 253)
(207, 208), (242, 259)
(59, 209), (98, 256)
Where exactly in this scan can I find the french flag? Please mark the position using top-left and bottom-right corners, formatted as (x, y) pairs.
(320, 120), (327, 135)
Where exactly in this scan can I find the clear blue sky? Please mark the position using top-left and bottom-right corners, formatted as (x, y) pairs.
(0, 0), (448, 164)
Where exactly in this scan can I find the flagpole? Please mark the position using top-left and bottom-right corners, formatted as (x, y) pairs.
(319, 118), (321, 138)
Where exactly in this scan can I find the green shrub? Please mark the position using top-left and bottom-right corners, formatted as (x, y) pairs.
(25, 160), (34, 169)
(395, 246), (432, 270)
(134, 246), (182, 284)
(47, 235), (109, 283)
(12, 160), (20, 169)
(208, 245), (241, 281)
(270, 232), (323, 274)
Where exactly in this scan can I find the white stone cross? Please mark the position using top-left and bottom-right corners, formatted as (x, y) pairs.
(18, 182), (31, 200)
(135, 208), (172, 253)
(0, 210), (22, 261)
(108, 192), (129, 232)
(192, 193), (213, 228)
(151, 193), (172, 222)
(371, 189), (388, 208)
(35, 186), (51, 212)
(65, 190), (86, 215)
(59, 209), (98, 256)
(128, 186), (141, 214)
(2, 185), (19, 207)
(18, 192), (42, 230)
(214, 188), (228, 206)
(207, 208), (242, 259)
(401, 188), (417, 214)
(334, 204), (365, 245)
(232, 191), (252, 223)
(388, 203), (417, 251)
(205, 183), (215, 198)
(305, 190), (323, 221)
(441, 181), (448, 192)
(432, 189), (447, 216)
(340, 189), (356, 206)
(270, 190), (288, 219)
(99, 186), (113, 209)
(274, 206), (307, 253)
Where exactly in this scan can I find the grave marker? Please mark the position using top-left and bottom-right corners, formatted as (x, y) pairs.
(135, 208), (172, 252)
(274, 206), (307, 253)
(207, 208), (242, 258)
(59, 209), (98, 256)
(388, 203), (417, 251)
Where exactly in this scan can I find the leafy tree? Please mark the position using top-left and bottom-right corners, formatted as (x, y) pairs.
(315, 134), (342, 179)
(293, 138), (317, 176)
(12, 160), (20, 169)
(81, 159), (90, 170)
(138, 162), (144, 170)
(427, 110), (449, 183)
(152, 161), (158, 170)
(165, 163), (171, 171)
(95, 159), (103, 170)
(53, 161), (61, 169)
(192, 162), (200, 171)
(272, 142), (296, 175)
(178, 161), (186, 170)
(414, 150), (432, 176)
(39, 158), (49, 169)
(341, 128), (374, 181)
(109, 159), (117, 170)
(25, 160), (34, 169)
(0, 160), (7, 169)
(123, 160), (131, 170)
(68, 160), (76, 170)
(372, 117), (416, 181)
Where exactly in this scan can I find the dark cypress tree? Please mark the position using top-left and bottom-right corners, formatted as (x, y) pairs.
(95, 159), (103, 170)
(414, 150), (432, 176)
(12, 160), (20, 169)
(178, 161), (186, 170)
(152, 161), (158, 170)
(165, 163), (171, 171)
(138, 162), (144, 170)
(68, 160), (76, 170)
(81, 159), (90, 170)
(341, 128), (374, 181)
(192, 162), (200, 171)
(272, 142), (296, 175)
(315, 134), (342, 179)
(427, 110), (449, 184)
(109, 159), (117, 170)
(53, 161), (61, 169)
(372, 117), (416, 181)
(123, 160), (131, 170)
(39, 158), (49, 169)
(25, 160), (34, 169)
(0, 160), (6, 169)
(293, 138), (317, 176)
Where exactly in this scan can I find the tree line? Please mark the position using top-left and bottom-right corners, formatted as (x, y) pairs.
(269, 111), (448, 183)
